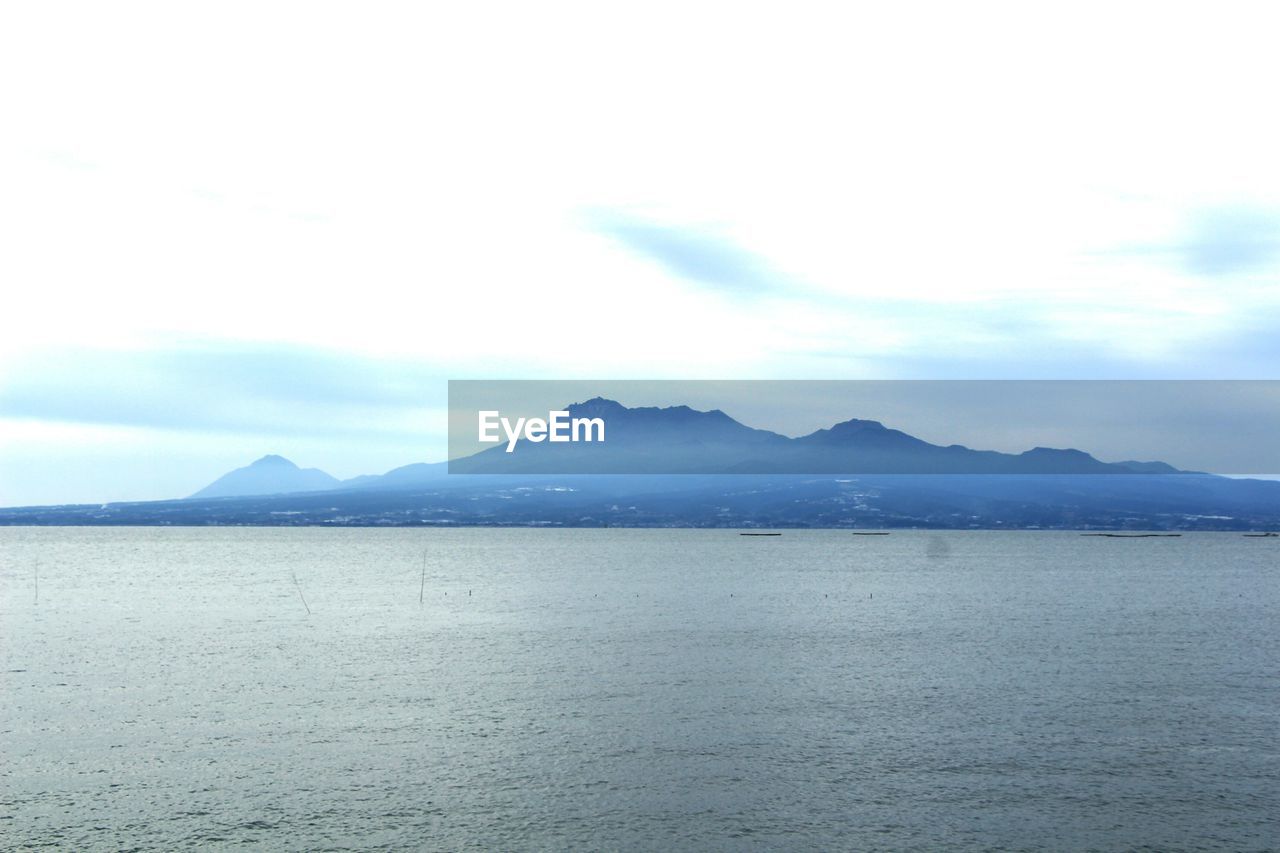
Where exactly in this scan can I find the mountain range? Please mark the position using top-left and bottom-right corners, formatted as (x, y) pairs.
(3, 399), (1278, 530)
(188, 397), (1189, 493)
(450, 397), (1185, 475)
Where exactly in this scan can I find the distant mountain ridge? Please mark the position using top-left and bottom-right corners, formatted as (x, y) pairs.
(6, 396), (1279, 527)
(187, 398), (1190, 499)
(448, 397), (1187, 476)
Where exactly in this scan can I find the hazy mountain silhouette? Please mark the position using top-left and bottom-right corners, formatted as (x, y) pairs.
(447, 398), (1185, 476)
(8, 401), (1279, 527)
(189, 454), (340, 499)
(181, 399), (1196, 503)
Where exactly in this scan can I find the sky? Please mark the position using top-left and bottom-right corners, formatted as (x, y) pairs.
(2, 2), (1279, 505)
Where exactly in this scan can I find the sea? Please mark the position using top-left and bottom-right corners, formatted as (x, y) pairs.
(1, 528), (1277, 851)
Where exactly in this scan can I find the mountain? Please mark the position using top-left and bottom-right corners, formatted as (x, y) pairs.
(449, 398), (1185, 476)
(185, 398), (1196, 498)
(346, 461), (448, 489)
(450, 397), (791, 474)
(10, 398), (1275, 529)
(189, 455), (340, 499)
(185, 400), (1192, 495)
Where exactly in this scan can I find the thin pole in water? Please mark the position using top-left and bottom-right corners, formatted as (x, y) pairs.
(419, 549), (427, 606)
(291, 571), (311, 615)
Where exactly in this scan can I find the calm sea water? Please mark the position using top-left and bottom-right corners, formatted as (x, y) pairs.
(1, 528), (1277, 851)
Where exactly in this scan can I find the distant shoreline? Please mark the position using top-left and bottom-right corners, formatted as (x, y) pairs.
(1, 523), (1275, 533)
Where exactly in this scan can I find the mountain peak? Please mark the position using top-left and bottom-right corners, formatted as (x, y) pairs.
(569, 397), (629, 415)
(828, 417), (888, 432)
(189, 455), (338, 500)
(1022, 446), (1090, 457)
(251, 454), (297, 468)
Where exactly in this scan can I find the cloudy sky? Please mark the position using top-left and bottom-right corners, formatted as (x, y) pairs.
(2, 2), (1279, 505)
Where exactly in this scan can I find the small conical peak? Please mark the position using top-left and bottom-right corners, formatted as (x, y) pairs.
(251, 454), (297, 468)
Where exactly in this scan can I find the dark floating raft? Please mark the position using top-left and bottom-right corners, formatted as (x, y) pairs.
(1081, 533), (1182, 538)
(1244, 532), (1279, 537)
(851, 532), (890, 536)
(739, 532), (782, 536)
